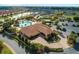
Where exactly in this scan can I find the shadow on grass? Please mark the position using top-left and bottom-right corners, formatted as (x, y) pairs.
(73, 43), (79, 51)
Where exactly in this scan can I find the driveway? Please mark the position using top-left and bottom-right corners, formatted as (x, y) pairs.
(0, 34), (26, 54)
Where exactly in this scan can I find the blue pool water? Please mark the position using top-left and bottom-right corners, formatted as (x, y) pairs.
(19, 20), (32, 27)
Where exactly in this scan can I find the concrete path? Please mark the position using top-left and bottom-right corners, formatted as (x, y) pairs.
(31, 37), (62, 48)
(0, 34), (26, 54)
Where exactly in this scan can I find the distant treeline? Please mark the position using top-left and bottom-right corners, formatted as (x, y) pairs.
(0, 6), (79, 12)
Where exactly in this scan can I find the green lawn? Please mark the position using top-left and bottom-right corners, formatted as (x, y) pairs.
(1, 45), (13, 54)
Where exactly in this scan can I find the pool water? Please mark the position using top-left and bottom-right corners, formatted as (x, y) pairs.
(19, 20), (32, 27)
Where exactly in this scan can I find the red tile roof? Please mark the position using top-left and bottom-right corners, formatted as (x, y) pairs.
(21, 23), (53, 37)
(0, 10), (17, 15)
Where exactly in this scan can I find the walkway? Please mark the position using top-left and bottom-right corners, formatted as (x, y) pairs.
(31, 37), (63, 48)
(58, 35), (70, 49)
(31, 35), (70, 49)
(0, 34), (26, 54)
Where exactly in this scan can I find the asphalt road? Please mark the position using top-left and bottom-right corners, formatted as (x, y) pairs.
(0, 34), (26, 54)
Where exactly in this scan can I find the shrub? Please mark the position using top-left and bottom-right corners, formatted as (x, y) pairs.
(67, 18), (72, 22)
(77, 33), (79, 36)
(65, 23), (68, 26)
(71, 31), (75, 34)
(44, 46), (50, 53)
(77, 25), (79, 27)
(56, 25), (60, 30)
(62, 28), (66, 32)
(44, 47), (63, 53)
(62, 23), (65, 26)
(72, 24), (79, 27)
(72, 24), (76, 27)
(54, 21), (59, 25)
(49, 48), (63, 52)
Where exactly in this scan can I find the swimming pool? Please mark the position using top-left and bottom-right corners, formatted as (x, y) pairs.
(19, 20), (32, 27)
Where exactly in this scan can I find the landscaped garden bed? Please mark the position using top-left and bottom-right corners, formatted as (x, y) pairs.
(67, 32), (77, 47)
(49, 48), (64, 52)
(0, 41), (13, 54)
(1, 44), (13, 54)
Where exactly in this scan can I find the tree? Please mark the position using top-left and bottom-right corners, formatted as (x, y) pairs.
(45, 32), (60, 43)
(54, 20), (59, 25)
(0, 41), (4, 53)
(67, 17), (72, 22)
(73, 16), (79, 22)
(29, 43), (44, 54)
(67, 32), (77, 47)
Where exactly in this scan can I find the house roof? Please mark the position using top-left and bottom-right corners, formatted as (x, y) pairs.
(20, 23), (53, 37)
(0, 10), (16, 15)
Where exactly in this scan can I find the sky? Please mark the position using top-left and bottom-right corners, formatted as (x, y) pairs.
(0, 0), (79, 7)
(0, 4), (79, 7)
